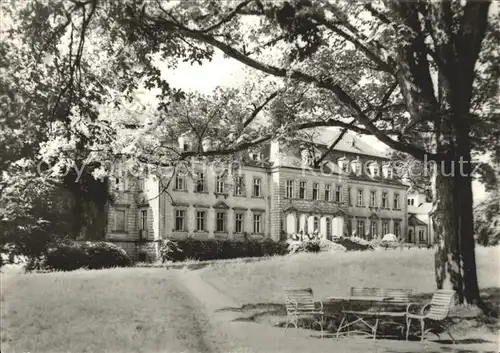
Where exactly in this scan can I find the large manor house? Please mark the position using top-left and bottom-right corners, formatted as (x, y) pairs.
(106, 130), (431, 261)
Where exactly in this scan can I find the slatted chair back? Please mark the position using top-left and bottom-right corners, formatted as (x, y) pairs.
(426, 289), (455, 320)
(285, 288), (317, 314)
(350, 287), (412, 305)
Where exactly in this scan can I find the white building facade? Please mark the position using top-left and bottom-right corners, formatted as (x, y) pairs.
(105, 131), (409, 260)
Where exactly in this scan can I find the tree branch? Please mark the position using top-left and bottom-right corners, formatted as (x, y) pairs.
(313, 15), (393, 73)
(243, 90), (279, 128)
(199, 0), (253, 33)
(146, 18), (432, 160)
(313, 118), (355, 168)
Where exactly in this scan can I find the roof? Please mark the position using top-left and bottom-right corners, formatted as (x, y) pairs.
(415, 202), (433, 214)
(307, 128), (388, 159)
(409, 214), (428, 226)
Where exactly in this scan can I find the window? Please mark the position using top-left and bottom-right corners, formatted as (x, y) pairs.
(357, 189), (364, 207)
(370, 191), (376, 207)
(234, 176), (244, 196)
(115, 171), (127, 191)
(140, 210), (147, 230)
(216, 175), (225, 193)
(174, 175), (185, 191)
(175, 210), (185, 231)
(216, 212), (226, 232)
(253, 177), (262, 197)
(324, 184), (331, 201)
(195, 172), (205, 192)
(372, 166), (379, 177)
(393, 193), (400, 209)
(235, 213), (244, 233)
(313, 216), (319, 232)
(352, 162), (361, 175)
(299, 181), (306, 199)
(286, 180), (294, 198)
(357, 220), (365, 238)
(114, 210), (126, 232)
(335, 185), (342, 202)
(370, 221), (377, 238)
(394, 221), (401, 237)
(348, 187), (352, 206)
(419, 230), (425, 242)
(312, 182), (319, 200)
(382, 192), (388, 208)
(382, 221), (389, 235)
(347, 217), (353, 236)
(253, 214), (262, 233)
(137, 178), (146, 191)
(196, 211), (205, 231)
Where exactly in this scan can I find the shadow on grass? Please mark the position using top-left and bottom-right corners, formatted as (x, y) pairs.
(215, 288), (499, 346)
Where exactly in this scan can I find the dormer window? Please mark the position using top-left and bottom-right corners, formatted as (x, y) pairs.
(301, 147), (313, 167)
(382, 164), (393, 179)
(178, 134), (192, 151)
(338, 156), (349, 172)
(351, 157), (361, 176)
(250, 153), (262, 161)
(369, 162), (380, 178)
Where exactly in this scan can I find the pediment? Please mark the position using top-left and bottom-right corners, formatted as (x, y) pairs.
(333, 209), (347, 218)
(213, 201), (230, 209)
(369, 212), (379, 220)
(284, 205), (298, 213)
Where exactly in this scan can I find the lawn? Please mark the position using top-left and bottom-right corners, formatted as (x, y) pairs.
(1, 246), (498, 353)
(1, 268), (222, 353)
(200, 246), (500, 305)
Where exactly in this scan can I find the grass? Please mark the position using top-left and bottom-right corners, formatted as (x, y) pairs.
(2, 246), (498, 353)
(201, 246), (500, 305)
(1, 268), (220, 353)
(200, 246), (500, 347)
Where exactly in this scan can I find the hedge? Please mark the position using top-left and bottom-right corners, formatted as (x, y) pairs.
(41, 241), (131, 271)
(160, 238), (289, 262)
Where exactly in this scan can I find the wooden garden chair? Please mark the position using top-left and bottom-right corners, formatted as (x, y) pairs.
(284, 288), (324, 337)
(405, 289), (456, 343)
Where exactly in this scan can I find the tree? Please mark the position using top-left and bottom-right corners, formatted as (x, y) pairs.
(2, 1), (498, 305)
(116, 0), (498, 305)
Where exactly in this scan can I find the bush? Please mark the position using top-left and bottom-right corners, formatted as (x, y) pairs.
(334, 237), (374, 251)
(318, 239), (346, 252)
(286, 239), (322, 254)
(42, 241), (130, 271)
(44, 242), (88, 271)
(159, 238), (288, 262)
(84, 242), (130, 269)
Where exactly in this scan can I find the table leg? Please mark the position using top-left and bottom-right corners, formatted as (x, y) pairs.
(336, 315), (346, 339)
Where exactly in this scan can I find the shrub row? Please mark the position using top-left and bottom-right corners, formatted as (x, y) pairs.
(335, 237), (374, 251)
(37, 241), (131, 271)
(160, 238), (290, 262)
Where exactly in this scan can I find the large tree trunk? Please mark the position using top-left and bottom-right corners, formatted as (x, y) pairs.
(432, 130), (480, 304)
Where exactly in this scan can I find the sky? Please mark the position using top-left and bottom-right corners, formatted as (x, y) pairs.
(150, 49), (488, 203)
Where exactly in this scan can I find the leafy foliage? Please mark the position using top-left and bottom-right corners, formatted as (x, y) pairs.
(2, 0), (499, 303)
(159, 238), (289, 262)
(475, 191), (500, 246)
(41, 241), (131, 271)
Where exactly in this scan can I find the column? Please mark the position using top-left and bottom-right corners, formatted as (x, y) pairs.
(286, 213), (297, 235)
